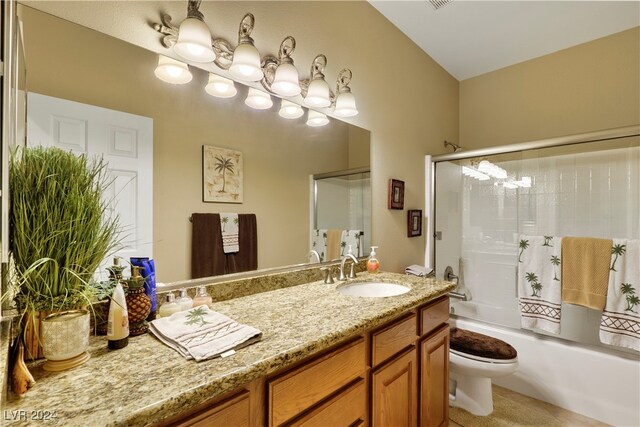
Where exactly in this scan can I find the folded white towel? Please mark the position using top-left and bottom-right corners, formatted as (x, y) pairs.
(149, 306), (262, 361)
(600, 239), (640, 351)
(405, 264), (433, 277)
(312, 229), (327, 262)
(220, 213), (239, 253)
(341, 230), (363, 257)
(518, 235), (563, 334)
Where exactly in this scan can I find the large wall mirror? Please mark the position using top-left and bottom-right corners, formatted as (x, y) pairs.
(15, 3), (371, 283)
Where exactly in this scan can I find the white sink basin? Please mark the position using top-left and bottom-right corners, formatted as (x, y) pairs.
(336, 281), (411, 298)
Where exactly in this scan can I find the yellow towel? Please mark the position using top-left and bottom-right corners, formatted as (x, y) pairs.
(326, 229), (343, 261)
(561, 237), (612, 310)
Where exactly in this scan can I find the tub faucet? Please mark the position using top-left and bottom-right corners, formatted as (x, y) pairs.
(338, 254), (358, 281)
(309, 250), (321, 264)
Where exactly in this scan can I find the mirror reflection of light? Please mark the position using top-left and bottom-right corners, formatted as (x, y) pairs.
(154, 55), (192, 85)
(307, 110), (329, 127)
(279, 100), (304, 119)
(205, 73), (237, 98)
(245, 88), (273, 109)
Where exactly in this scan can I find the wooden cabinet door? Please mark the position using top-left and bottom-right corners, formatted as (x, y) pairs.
(371, 347), (418, 427)
(420, 324), (450, 427)
(289, 379), (366, 427)
(173, 391), (251, 427)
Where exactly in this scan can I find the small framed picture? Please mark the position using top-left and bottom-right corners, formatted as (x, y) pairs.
(408, 210), (422, 237)
(202, 145), (243, 203)
(388, 179), (405, 209)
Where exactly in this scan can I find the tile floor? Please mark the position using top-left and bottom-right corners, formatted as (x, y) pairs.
(449, 385), (611, 427)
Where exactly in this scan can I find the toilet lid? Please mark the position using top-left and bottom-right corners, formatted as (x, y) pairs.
(450, 328), (518, 361)
(451, 348), (517, 364)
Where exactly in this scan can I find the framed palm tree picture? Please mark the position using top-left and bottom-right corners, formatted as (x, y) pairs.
(202, 145), (243, 203)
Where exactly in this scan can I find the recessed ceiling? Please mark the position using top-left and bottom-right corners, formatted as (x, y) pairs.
(369, 1), (640, 81)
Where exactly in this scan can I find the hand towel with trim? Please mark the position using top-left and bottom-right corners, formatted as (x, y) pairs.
(341, 230), (362, 256)
(405, 264), (433, 277)
(149, 306), (262, 361)
(561, 237), (612, 310)
(311, 229), (327, 262)
(600, 239), (640, 351)
(517, 235), (563, 334)
(220, 213), (239, 254)
(325, 229), (342, 261)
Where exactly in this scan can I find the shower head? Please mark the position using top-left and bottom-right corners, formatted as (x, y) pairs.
(444, 140), (463, 152)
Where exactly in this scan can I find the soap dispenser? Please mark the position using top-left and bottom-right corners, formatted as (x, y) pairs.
(176, 288), (193, 311)
(192, 286), (212, 307)
(367, 246), (380, 274)
(158, 293), (181, 318)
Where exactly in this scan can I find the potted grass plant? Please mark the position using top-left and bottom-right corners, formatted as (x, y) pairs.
(6, 146), (120, 364)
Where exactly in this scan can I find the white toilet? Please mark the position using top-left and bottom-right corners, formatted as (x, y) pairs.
(449, 328), (518, 416)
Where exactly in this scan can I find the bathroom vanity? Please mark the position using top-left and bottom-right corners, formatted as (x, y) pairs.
(3, 271), (454, 427)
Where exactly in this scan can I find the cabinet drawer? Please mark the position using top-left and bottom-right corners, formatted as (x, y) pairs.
(269, 338), (366, 426)
(173, 391), (250, 427)
(371, 314), (417, 367)
(288, 379), (366, 427)
(420, 296), (449, 337)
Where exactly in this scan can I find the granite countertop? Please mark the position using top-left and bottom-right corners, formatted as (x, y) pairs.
(3, 272), (454, 426)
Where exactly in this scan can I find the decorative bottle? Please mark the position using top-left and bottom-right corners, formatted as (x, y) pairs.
(192, 286), (212, 307)
(176, 289), (194, 311)
(124, 266), (152, 336)
(107, 281), (129, 349)
(158, 293), (181, 318)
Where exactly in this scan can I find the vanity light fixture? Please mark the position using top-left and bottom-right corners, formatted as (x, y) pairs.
(153, 1), (358, 117)
(279, 100), (304, 119)
(205, 73), (237, 98)
(333, 69), (358, 117)
(172, 0), (216, 63)
(306, 110), (330, 127)
(245, 87), (273, 109)
(228, 14), (264, 82)
(302, 55), (331, 108)
(269, 37), (301, 97)
(154, 55), (193, 84)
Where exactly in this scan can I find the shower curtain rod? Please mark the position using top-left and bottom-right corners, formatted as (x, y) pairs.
(430, 125), (639, 162)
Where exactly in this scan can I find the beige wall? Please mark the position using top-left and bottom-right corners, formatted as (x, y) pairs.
(460, 27), (640, 149)
(20, 1), (460, 279)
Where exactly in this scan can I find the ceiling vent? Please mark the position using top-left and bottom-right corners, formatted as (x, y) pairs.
(428, 0), (453, 10)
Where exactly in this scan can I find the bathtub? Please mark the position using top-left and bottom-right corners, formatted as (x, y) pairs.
(450, 315), (640, 426)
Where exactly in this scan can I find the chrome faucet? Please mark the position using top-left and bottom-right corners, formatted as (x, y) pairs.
(321, 266), (335, 284)
(309, 250), (321, 263)
(338, 253), (358, 281)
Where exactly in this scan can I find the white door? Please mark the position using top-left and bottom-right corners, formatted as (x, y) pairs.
(26, 92), (153, 277)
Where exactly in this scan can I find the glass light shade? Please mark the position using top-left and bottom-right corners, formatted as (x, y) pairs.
(245, 88), (273, 110)
(173, 18), (215, 63)
(303, 78), (331, 108)
(279, 100), (304, 119)
(306, 110), (329, 127)
(205, 73), (237, 98)
(229, 43), (264, 82)
(333, 91), (358, 117)
(271, 63), (301, 97)
(154, 55), (193, 84)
